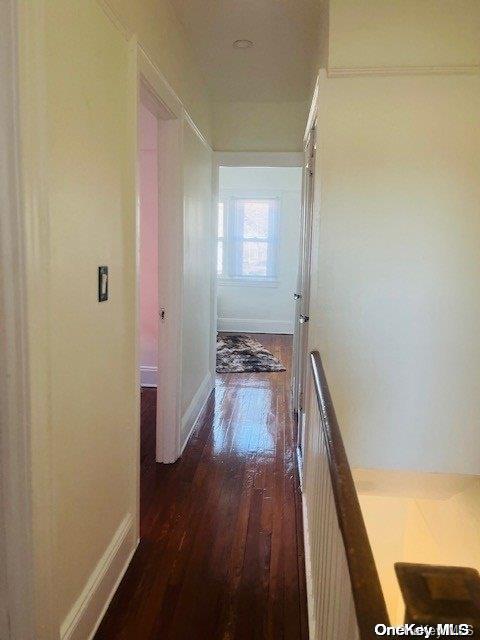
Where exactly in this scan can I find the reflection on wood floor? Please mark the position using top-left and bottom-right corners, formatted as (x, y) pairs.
(95, 333), (308, 640)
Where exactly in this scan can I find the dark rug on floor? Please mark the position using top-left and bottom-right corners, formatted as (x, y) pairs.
(216, 334), (286, 373)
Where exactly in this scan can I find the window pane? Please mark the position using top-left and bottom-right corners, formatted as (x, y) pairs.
(242, 201), (270, 239)
(218, 203), (224, 238)
(241, 241), (268, 277)
(217, 240), (223, 275)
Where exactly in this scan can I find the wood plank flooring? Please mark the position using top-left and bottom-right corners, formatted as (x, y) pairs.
(95, 333), (308, 640)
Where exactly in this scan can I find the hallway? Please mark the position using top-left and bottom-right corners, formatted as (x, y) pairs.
(95, 334), (308, 640)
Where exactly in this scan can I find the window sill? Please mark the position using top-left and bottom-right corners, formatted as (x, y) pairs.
(217, 278), (279, 289)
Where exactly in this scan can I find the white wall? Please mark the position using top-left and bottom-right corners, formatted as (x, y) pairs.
(217, 166), (302, 334)
(40, 3), (138, 629)
(18, 1), (214, 637)
(181, 122), (214, 442)
(308, 72), (480, 476)
(304, 0), (480, 477)
(139, 104), (159, 386)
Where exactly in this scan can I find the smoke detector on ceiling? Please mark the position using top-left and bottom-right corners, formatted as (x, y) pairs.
(233, 39), (254, 49)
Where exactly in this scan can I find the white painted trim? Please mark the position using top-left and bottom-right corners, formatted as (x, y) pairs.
(293, 121), (317, 427)
(135, 47), (184, 465)
(137, 45), (183, 120)
(210, 156), (220, 383)
(218, 278), (279, 289)
(302, 495), (316, 640)
(327, 64), (480, 79)
(0, 1), (34, 638)
(140, 366), (157, 387)
(183, 109), (212, 152)
(60, 514), (137, 640)
(181, 372), (214, 453)
(96, 0), (132, 40)
(304, 73), (320, 143)
(215, 151), (303, 168)
(123, 33), (142, 561)
(17, 1), (56, 637)
(217, 318), (294, 334)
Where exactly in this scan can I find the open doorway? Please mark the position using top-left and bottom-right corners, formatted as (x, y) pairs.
(139, 103), (159, 389)
(214, 162), (303, 396)
(136, 76), (183, 469)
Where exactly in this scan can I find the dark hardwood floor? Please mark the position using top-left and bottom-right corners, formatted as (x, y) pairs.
(95, 333), (308, 640)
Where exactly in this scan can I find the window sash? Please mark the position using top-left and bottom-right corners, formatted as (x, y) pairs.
(217, 239), (224, 276)
(217, 201), (225, 240)
(218, 196), (279, 282)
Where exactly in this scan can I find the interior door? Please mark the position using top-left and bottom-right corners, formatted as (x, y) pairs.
(292, 125), (316, 465)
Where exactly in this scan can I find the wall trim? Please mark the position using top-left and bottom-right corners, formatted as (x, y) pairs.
(0, 1), (35, 638)
(17, 0), (57, 636)
(210, 152), (220, 385)
(218, 318), (294, 334)
(302, 495), (316, 640)
(137, 45), (183, 120)
(304, 72), (320, 142)
(181, 372), (214, 454)
(60, 514), (137, 640)
(140, 365), (157, 388)
(327, 64), (480, 79)
(183, 109), (212, 152)
(215, 151), (303, 167)
(134, 45), (185, 465)
(96, 0), (132, 40)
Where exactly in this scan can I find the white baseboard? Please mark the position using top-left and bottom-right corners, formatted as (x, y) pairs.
(217, 317), (294, 334)
(302, 495), (316, 640)
(60, 513), (137, 640)
(140, 365), (157, 387)
(181, 371), (214, 453)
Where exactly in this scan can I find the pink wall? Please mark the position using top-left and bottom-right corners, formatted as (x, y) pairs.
(139, 104), (159, 378)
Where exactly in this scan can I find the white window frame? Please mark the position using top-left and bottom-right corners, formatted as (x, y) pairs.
(217, 200), (226, 279)
(217, 195), (280, 287)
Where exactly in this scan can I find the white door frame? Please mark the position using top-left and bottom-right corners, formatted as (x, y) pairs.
(211, 151), (304, 374)
(0, 0), (35, 638)
(135, 46), (184, 465)
(292, 126), (317, 472)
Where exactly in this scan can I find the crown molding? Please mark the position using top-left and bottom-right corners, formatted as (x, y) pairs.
(327, 64), (480, 79)
(183, 109), (212, 152)
(96, 0), (132, 40)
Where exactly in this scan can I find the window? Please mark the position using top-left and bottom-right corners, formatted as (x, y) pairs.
(217, 197), (279, 284)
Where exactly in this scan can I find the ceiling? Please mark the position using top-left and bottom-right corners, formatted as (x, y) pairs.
(170, 0), (322, 102)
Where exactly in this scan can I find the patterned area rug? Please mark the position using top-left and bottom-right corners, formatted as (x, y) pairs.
(216, 334), (286, 373)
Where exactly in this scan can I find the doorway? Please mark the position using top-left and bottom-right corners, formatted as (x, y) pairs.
(139, 102), (159, 390)
(136, 75), (183, 466)
(214, 162), (303, 381)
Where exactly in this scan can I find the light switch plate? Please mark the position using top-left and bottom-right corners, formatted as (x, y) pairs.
(98, 266), (108, 302)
